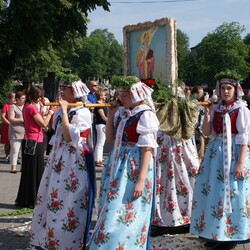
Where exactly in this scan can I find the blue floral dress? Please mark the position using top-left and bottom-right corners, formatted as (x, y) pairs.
(190, 100), (250, 242)
(30, 106), (95, 250)
(89, 105), (159, 250)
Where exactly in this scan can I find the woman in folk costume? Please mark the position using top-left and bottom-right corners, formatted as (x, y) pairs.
(190, 71), (250, 250)
(151, 91), (200, 236)
(89, 76), (159, 250)
(30, 80), (95, 250)
(151, 132), (200, 236)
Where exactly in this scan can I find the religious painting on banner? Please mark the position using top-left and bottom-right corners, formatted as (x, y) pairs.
(123, 17), (178, 89)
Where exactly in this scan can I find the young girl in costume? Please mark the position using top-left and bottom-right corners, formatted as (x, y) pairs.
(30, 80), (95, 250)
(151, 90), (200, 236)
(190, 72), (250, 250)
(89, 76), (159, 250)
(151, 132), (200, 236)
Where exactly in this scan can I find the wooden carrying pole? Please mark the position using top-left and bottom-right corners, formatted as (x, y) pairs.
(45, 101), (212, 107)
(45, 102), (112, 107)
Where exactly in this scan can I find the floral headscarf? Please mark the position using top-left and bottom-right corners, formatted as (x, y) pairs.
(215, 78), (244, 99)
(112, 75), (155, 111)
(59, 80), (90, 99)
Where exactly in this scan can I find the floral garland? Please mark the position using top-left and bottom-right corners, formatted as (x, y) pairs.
(215, 70), (242, 82)
(111, 75), (140, 89)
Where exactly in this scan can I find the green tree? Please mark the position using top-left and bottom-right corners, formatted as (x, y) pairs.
(68, 29), (123, 81)
(0, 0), (110, 83)
(243, 33), (250, 85)
(176, 29), (191, 82)
(107, 39), (124, 78)
(190, 22), (250, 86)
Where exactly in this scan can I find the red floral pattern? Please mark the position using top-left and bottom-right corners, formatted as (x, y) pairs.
(117, 202), (137, 226)
(47, 188), (63, 212)
(45, 227), (60, 250)
(211, 197), (224, 219)
(62, 208), (80, 232)
(224, 216), (238, 238)
(94, 221), (110, 246)
(135, 224), (148, 247)
(64, 169), (80, 192)
(193, 211), (205, 233)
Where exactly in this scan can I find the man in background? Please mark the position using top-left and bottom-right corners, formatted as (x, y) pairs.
(87, 79), (98, 148)
(87, 80), (98, 104)
(190, 85), (209, 160)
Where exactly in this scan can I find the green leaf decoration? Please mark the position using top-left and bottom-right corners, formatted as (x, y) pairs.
(215, 70), (242, 81)
(111, 75), (140, 89)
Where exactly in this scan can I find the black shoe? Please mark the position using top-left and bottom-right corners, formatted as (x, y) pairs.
(204, 241), (218, 248)
(10, 170), (18, 174)
(169, 224), (190, 234)
(212, 242), (237, 250)
(150, 226), (173, 237)
(150, 225), (190, 237)
(15, 201), (34, 209)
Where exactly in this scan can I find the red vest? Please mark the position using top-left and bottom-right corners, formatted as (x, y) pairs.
(115, 110), (149, 143)
(213, 108), (239, 134)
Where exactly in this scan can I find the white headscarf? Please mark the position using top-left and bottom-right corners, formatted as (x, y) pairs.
(71, 80), (90, 99)
(129, 81), (155, 112)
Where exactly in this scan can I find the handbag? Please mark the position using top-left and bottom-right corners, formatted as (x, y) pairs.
(23, 109), (41, 155)
(24, 139), (37, 155)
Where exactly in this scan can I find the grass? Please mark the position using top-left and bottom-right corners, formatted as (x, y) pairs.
(0, 208), (33, 217)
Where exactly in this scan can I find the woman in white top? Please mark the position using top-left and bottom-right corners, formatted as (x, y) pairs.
(8, 91), (26, 173)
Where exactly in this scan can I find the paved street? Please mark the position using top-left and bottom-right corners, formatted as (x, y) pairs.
(0, 144), (249, 250)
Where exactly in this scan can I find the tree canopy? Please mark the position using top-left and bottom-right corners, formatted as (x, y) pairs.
(188, 22), (250, 86)
(67, 29), (123, 81)
(0, 1), (250, 104)
(0, 0), (110, 83)
(176, 29), (190, 82)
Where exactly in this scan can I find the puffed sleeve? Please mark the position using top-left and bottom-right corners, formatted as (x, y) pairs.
(235, 106), (250, 146)
(68, 107), (92, 145)
(136, 110), (159, 148)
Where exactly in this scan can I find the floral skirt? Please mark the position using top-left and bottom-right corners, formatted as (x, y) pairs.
(89, 144), (155, 250)
(190, 138), (250, 241)
(30, 141), (95, 250)
(152, 134), (199, 227)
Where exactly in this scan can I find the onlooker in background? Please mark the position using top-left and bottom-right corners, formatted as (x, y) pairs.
(34, 86), (52, 154)
(177, 82), (186, 98)
(87, 79), (98, 147)
(8, 91), (26, 173)
(184, 85), (192, 101)
(1, 91), (16, 162)
(190, 86), (209, 160)
(87, 80), (98, 104)
(15, 85), (56, 208)
(209, 89), (218, 103)
(94, 88), (108, 167)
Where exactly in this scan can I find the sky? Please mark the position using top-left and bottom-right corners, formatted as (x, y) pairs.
(87, 0), (250, 48)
